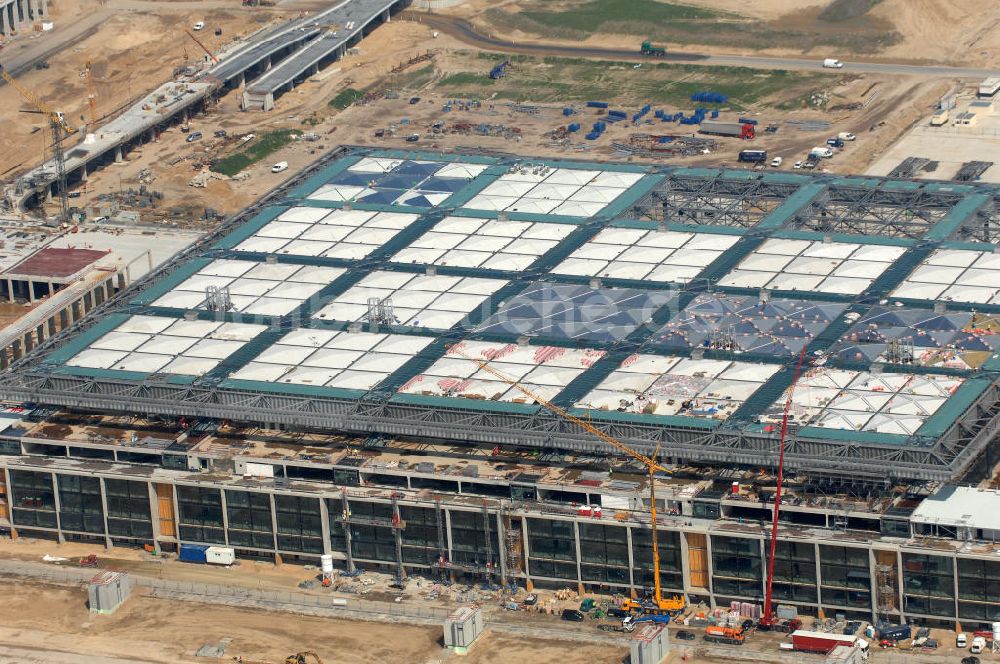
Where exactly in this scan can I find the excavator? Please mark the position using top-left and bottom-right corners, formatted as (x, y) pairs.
(448, 345), (685, 616)
(232, 652), (322, 664)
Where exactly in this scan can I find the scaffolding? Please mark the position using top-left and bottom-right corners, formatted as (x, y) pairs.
(204, 285), (233, 312)
(875, 563), (897, 622)
(366, 297), (396, 326)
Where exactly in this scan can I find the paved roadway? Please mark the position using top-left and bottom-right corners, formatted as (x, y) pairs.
(416, 14), (1000, 79)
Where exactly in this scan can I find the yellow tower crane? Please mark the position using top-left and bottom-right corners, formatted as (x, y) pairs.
(0, 63), (78, 222)
(447, 344), (685, 616)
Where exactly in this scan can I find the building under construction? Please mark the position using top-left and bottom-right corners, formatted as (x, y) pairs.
(4, 147), (1000, 629)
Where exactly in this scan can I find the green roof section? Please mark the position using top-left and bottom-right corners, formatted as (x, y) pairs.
(565, 407), (720, 430)
(915, 378), (991, 439)
(391, 392), (541, 415)
(796, 426), (910, 445)
(924, 193), (993, 241)
(755, 182), (828, 230)
(220, 378), (367, 400)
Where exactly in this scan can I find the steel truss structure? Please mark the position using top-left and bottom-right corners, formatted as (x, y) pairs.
(792, 185), (964, 238)
(623, 173), (799, 227)
(6, 147), (1000, 484)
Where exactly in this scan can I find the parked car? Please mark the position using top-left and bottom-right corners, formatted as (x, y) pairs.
(561, 609), (584, 622)
(770, 156), (783, 168)
(405, 133), (420, 143)
(213, 130), (227, 138)
(606, 607), (629, 619)
(793, 160), (803, 169)
(676, 630), (696, 641)
(193, 21), (205, 31)
(409, 96), (421, 105)
(186, 131), (203, 143)
(271, 161), (288, 173)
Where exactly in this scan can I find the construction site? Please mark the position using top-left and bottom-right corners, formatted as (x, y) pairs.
(2, 0), (1000, 663)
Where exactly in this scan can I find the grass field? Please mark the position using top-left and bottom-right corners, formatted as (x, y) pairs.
(211, 130), (302, 177)
(522, 0), (719, 34)
(329, 88), (365, 110)
(482, 0), (899, 52)
(434, 55), (826, 110)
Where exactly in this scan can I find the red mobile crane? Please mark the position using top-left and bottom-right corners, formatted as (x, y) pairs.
(758, 347), (808, 631)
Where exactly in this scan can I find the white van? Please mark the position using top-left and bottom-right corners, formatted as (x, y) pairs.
(271, 161), (288, 173)
(193, 21), (205, 31)
(971, 636), (987, 654)
(810, 146), (834, 159)
(956, 633), (967, 648)
(823, 58), (844, 68)
(770, 156), (783, 168)
(838, 132), (856, 141)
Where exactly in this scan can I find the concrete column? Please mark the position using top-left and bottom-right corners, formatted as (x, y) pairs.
(219, 488), (229, 546)
(383, 9), (389, 22)
(59, 308), (69, 329)
(71, 300), (81, 322)
(4, 467), (18, 539)
(494, 510), (506, 587)
(83, 292), (92, 312)
(269, 493), (281, 565)
(50, 472), (65, 544)
(27, 281), (35, 304)
(679, 531), (691, 596)
(0, 3), (8, 35)
(319, 497), (332, 555)
(953, 553), (960, 631)
(35, 324), (45, 344)
(117, 273), (126, 290)
(626, 525), (636, 591)
(99, 477), (112, 550)
(521, 517), (531, 591)
(114, 146), (123, 163)
(573, 520), (583, 594)
(814, 542), (824, 619)
(147, 482), (162, 555)
(10, 338), (21, 360)
(705, 533), (716, 610)
(5, 279), (13, 303)
(23, 332), (33, 353)
(47, 317), (56, 336)
(897, 549), (906, 624)
(80, 163), (88, 182)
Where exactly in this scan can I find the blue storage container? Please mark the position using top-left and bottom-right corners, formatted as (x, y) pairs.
(563, 107), (574, 116)
(179, 544), (209, 563)
(568, 123), (581, 132)
(710, 110), (719, 118)
(738, 117), (758, 126)
(586, 101), (609, 109)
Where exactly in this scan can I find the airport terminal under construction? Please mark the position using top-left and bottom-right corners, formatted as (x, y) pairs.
(6, 146), (1000, 630)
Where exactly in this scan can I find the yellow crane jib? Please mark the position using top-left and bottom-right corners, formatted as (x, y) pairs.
(446, 343), (685, 616)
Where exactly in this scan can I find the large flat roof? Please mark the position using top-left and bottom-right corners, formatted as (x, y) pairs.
(5, 146), (1000, 481)
(4, 247), (109, 280)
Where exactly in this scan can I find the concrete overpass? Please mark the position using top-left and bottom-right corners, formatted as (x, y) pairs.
(0, 0), (47, 36)
(241, 0), (405, 111)
(4, 0), (402, 213)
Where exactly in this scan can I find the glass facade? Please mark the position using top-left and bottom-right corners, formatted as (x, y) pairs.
(712, 535), (762, 600)
(819, 545), (871, 610)
(105, 479), (153, 539)
(768, 541), (817, 603)
(450, 508), (499, 569)
(57, 474), (104, 534)
(526, 517), (577, 580)
(632, 528), (683, 591)
(348, 500), (396, 563)
(399, 505), (438, 566)
(9, 470), (57, 529)
(226, 490), (274, 550)
(275, 495), (323, 554)
(579, 523), (629, 585)
(176, 485), (225, 544)
(958, 558), (1000, 622)
(902, 553), (955, 617)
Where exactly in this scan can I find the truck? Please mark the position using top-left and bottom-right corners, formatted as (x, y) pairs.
(826, 137), (845, 148)
(790, 630), (870, 657)
(738, 149), (768, 164)
(705, 625), (745, 645)
(640, 40), (666, 57)
(810, 146), (834, 159)
(823, 58), (844, 68)
(878, 624), (911, 642)
(698, 121), (755, 140)
(179, 544), (235, 565)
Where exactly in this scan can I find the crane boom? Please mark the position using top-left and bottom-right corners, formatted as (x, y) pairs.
(185, 30), (219, 64)
(447, 344), (683, 614)
(446, 345), (668, 473)
(761, 347), (808, 628)
(0, 63), (77, 223)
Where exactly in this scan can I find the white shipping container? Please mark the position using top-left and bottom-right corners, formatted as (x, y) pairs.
(205, 546), (235, 566)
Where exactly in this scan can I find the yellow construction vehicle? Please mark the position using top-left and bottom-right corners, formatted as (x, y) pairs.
(285, 653), (322, 664)
(447, 345), (685, 616)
